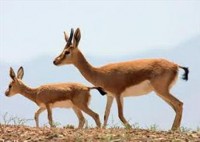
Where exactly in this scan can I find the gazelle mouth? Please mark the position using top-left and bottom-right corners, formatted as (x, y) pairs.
(5, 90), (10, 97)
(53, 60), (59, 65)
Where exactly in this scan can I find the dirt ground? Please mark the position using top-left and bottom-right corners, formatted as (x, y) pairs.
(0, 125), (200, 142)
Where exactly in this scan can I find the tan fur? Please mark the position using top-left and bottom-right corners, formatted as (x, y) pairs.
(54, 28), (183, 130)
(5, 67), (101, 128)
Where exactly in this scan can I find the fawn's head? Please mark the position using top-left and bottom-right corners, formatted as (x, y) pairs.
(53, 28), (81, 66)
(5, 67), (24, 97)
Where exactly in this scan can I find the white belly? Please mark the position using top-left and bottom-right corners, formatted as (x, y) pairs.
(121, 80), (153, 97)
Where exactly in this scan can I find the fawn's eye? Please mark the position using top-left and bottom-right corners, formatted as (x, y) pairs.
(9, 85), (12, 89)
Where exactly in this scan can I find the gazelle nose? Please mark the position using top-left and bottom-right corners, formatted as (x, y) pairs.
(53, 60), (57, 65)
(5, 90), (9, 96)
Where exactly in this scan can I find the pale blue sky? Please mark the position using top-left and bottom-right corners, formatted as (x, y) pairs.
(1, 0), (200, 63)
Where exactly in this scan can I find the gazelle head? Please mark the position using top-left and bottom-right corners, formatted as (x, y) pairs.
(5, 67), (24, 97)
(53, 28), (81, 66)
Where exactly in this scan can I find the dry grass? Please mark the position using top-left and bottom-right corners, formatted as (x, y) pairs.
(0, 124), (200, 142)
(0, 113), (199, 141)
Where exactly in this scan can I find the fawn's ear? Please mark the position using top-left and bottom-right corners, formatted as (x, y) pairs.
(73, 28), (81, 47)
(17, 66), (24, 79)
(10, 67), (16, 80)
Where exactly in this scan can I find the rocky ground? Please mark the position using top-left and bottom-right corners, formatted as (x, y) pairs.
(0, 125), (200, 142)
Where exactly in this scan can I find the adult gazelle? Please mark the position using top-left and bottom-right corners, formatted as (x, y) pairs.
(53, 28), (189, 130)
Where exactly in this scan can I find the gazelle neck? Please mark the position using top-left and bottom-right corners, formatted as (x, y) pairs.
(74, 50), (99, 85)
(19, 81), (37, 103)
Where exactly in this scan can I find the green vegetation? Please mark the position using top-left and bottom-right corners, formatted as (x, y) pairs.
(147, 124), (160, 131)
(180, 126), (193, 132)
(132, 122), (141, 129)
(52, 121), (61, 127)
(64, 124), (75, 129)
(196, 126), (200, 132)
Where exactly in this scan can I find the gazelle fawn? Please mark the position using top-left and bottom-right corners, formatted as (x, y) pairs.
(5, 67), (105, 128)
(53, 28), (189, 130)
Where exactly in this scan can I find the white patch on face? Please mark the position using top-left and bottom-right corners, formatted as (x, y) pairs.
(121, 80), (153, 97)
(65, 53), (71, 58)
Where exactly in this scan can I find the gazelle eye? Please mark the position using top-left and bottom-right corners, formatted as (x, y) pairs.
(9, 85), (12, 89)
(65, 51), (70, 55)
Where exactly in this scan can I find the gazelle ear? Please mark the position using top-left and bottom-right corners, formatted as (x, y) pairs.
(10, 67), (16, 80)
(65, 28), (74, 48)
(64, 31), (69, 42)
(73, 28), (81, 47)
(17, 66), (24, 79)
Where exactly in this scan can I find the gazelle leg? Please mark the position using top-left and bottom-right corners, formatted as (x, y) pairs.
(72, 106), (85, 128)
(151, 73), (183, 130)
(156, 92), (183, 130)
(103, 95), (114, 128)
(46, 105), (54, 127)
(77, 104), (101, 128)
(34, 107), (46, 127)
(115, 96), (131, 128)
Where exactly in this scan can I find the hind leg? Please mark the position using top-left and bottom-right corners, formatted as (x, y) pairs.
(151, 73), (183, 130)
(72, 106), (85, 128)
(157, 93), (183, 130)
(77, 103), (101, 128)
(46, 105), (54, 127)
(103, 95), (114, 128)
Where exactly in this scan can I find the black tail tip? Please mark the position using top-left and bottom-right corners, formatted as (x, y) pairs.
(180, 66), (189, 81)
(96, 87), (107, 96)
(89, 86), (107, 96)
(97, 87), (107, 96)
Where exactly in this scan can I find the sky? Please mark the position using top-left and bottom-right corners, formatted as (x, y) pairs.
(0, 1), (200, 129)
(0, 0), (200, 63)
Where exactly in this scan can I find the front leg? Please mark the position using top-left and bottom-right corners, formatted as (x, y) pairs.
(103, 95), (114, 128)
(116, 95), (131, 128)
(34, 107), (46, 127)
(46, 104), (54, 127)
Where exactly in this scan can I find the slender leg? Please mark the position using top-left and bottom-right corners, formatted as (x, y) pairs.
(78, 104), (101, 128)
(151, 72), (182, 130)
(72, 106), (85, 128)
(34, 107), (46, 127)
(46, 105), (54, 127)
(103, 95), (114, 128)
(156, 92), (183, 130)
(116, 96), (131, 128)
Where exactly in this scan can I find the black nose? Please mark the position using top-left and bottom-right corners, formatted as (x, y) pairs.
(5, 90), (9, 96)
(53, 60), (57, 65)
